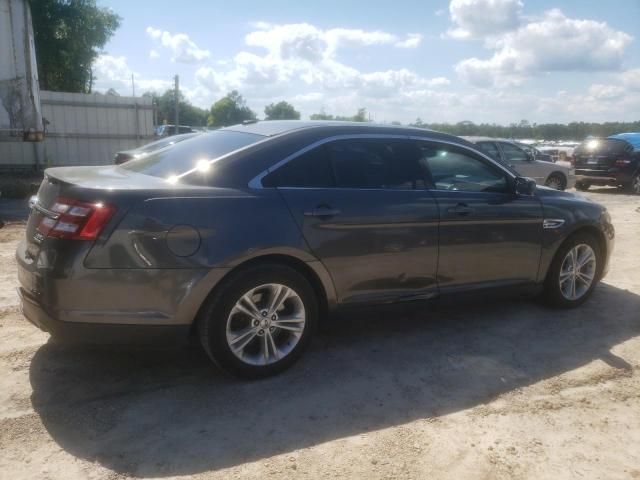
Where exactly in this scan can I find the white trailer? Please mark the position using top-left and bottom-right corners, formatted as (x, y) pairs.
(0, 0), (44, 141)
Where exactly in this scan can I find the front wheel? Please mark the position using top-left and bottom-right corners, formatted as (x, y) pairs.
(545, 173), (566, 190)
(543, 233), (601, 308)
(197, 264), (318, 379)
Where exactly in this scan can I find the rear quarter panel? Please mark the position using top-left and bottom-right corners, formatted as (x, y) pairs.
(85, 189), (314, 269)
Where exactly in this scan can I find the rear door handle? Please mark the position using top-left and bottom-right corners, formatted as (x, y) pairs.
(304, 207), (341, 218)
(447, 203), (474, 215)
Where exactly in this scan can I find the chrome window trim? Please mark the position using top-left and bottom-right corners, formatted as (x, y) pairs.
(247, 133), (518, 190)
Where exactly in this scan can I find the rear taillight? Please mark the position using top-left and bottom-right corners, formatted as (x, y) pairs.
(37, 197), (116, 240)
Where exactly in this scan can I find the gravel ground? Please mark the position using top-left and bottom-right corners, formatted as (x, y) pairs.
(0, 188), (639, 480)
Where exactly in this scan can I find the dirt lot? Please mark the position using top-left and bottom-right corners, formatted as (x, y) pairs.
(1, 188), (639, 480)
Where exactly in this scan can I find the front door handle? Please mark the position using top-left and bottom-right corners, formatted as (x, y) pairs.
(304, 206), (341, 218)
(447, 203), (474, 215)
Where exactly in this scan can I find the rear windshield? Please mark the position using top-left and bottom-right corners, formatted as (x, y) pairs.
(120, 130), (263, 178)
(574, 138), (632, 156)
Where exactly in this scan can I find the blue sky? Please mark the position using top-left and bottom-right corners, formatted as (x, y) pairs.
(94, 0), (640, 124)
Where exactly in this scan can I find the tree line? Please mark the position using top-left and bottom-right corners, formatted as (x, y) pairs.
(142, 89), (370, 128)
(412, 119), (640, 141)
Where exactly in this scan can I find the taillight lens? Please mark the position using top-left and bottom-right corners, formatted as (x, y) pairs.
(37, 197), (116, 240)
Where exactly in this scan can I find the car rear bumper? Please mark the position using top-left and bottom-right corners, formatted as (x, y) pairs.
(17, 286), (191, 344)
(575, 170), (633, 185)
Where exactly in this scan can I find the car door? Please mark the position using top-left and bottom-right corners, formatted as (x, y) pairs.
(498, 141), (546, 183)
(266, 137), (440, 305)
(416, 140), (543, 290)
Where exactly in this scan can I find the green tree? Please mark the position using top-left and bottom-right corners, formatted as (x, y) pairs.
(309, 108), (369, 122)
(208, 91), (256, 127)
(264, 101), (300, 120)
(351, 108), (367, 122)
(309, 109), (334, 120)
(31, 0), (121, 93)
(144, 89), (208, 127)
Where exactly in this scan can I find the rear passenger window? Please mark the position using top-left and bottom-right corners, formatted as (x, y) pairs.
(266, 147), (333, 188)
(327, 140), (428, 189)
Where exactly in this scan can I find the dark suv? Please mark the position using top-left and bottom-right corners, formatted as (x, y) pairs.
(574, 134), (640, 194)
(17, 121), (614, 378)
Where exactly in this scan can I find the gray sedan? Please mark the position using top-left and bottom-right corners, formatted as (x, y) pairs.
(463, 137), (575, 190)
(17, 122), (613, 378)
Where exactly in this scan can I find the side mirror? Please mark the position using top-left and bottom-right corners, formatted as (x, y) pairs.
(514, 176), (536, 196)
(525, 152), (535, 161)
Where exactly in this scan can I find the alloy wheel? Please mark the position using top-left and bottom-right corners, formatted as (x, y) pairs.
(545, 175), (565, 190)
(632, 175), (640, 195)
(226, 283), (306, 366)
(558, 244), (596, 301)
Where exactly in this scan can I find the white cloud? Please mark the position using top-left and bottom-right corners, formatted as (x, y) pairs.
(92, 54), (172, 95)
(621, 68), (640, 91)
(395, 33), (423, 48)
(146, 27), (210, 64)
(587, 84), (626, 101)
(455, 9), (633, 87)
(193, 22), (443, 112)
(447, 0), (523, 39)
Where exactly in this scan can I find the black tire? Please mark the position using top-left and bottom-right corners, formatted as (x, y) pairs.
(543, 232), (601, 308)
(197, 263), (318, 379)
(575, 181), (590, 191)
(545, 173), (567, 190)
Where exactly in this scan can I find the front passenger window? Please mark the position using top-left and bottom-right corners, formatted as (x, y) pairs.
(500, 143), (529, 163)
(419, 144), (508, 193)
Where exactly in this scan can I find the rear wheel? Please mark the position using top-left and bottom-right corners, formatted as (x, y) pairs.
(197, 264), (318, 379)
(545, 173), (566, 190)
(543, 233), (601, 308)
(575, 181), (590, 191)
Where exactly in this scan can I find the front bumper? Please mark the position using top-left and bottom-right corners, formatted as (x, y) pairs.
(18, 286), (190, 344)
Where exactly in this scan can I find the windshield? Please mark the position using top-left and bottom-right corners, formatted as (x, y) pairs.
(120, 130), (264, 179)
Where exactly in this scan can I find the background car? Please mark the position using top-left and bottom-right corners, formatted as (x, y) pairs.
(463, 137), (575, 190)
(516, 142), (553, 162)
(574, 133), (640, 194)
(154, 125), (197, 137)
(17, 122), (613, 379)
(114, 132), (202, 164)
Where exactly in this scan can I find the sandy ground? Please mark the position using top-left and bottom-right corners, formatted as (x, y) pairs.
(1, 188), (639, 480)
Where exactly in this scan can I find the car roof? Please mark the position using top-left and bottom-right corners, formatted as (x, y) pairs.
(221, 120), (433, 137)
(608, 132), (640, 151)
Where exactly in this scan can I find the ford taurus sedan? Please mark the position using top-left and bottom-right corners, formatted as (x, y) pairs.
(17, 121), (614, 378)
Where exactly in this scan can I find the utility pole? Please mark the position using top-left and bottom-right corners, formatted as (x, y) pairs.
(174, 75), (179, 135)
(131, 74), (135, 97)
